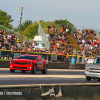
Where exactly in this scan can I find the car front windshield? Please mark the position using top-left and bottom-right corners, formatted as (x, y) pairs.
(35, 43), (45, 47)
(93, 58), (100, 64)
(18, 56), (37, 60)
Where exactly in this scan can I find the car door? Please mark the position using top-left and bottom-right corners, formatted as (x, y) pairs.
(37, 56), (43, 69)
(37, 56), (41, 68)
(39, 56), (44, 68)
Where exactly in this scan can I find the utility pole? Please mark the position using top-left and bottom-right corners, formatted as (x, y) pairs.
(18, 7), (23, 41)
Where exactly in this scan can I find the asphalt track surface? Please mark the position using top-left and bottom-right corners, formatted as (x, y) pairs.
(0, 68), (100, 85)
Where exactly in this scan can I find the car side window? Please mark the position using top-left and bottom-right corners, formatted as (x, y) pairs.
(34, 56), (37, 60)
(38, 57), (40, 60)
(96, 58), (100, 64)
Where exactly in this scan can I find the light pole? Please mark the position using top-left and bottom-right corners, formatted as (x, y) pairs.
(17, 7), (23, 41)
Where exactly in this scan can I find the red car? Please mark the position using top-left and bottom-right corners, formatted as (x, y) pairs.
(9, 54), (48, 74)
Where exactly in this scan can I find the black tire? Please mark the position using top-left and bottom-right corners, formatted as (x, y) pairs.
(31, 64), (37, 74)
(21, 70), (26, 73)
(98, 78), (100, 81)
(86, 77), (91, 81)
(10, 69), (15, 72)
(42, 65), (47, 74)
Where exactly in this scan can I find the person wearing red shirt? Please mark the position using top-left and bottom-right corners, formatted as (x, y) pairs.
(53, 43), (57, 51)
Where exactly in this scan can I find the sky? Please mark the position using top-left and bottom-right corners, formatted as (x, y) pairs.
(1, 0), (100, 31)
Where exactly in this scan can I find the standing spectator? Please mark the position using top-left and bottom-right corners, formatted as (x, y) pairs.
(60, 26), (64, 33)
(66, 52), (69, 62)
(46, 33), (49, 41)
(53, 43), (57, 51)
(74, 31), (77, 39)
(52, 25), (55, 31)
(66, 24), (69, 35)
(47, 26), (51, 31)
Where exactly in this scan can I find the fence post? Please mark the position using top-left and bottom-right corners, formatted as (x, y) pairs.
(76, 56), (80, 63)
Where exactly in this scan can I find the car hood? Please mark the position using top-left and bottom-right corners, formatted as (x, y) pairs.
(11, 59), (35, 63)
(86, 64), (100, 68)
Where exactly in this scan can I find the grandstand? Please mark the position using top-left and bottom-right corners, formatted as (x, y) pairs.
(39, 21), (100, 57)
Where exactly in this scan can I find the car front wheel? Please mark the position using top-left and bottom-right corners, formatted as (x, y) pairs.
(42, 65), (47, 74)
(10, 69), (15, 72)
(86, 77), (91, 81)
(31, 64), (37, 74)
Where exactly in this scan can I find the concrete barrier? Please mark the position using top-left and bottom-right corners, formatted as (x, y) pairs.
(0, 61), (85, 69)
(0, 84), (100, 100)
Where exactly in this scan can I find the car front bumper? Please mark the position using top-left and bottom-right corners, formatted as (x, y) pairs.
(85, 72), (100, 78)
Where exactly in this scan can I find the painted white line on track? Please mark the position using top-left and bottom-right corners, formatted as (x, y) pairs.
(0, 75), (85, 78)
(0, 68), (85, 71)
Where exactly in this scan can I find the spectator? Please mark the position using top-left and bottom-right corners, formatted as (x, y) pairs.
(66, 52), (69, 62)
(47, 26), (51, 31)
(66, 24), (69, 35)
(53, 43), (57, 51)
(46, 33), (49, 41)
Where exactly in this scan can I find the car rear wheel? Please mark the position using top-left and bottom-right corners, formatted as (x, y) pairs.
(86, 77), (91, 81)
(31, 64), (37, 74)
(42, 65), (47, 74)
(10, 69), (15, 72)
(21, 70), (26, 73)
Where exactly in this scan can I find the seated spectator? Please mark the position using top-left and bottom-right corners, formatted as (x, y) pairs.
(55, 33), (59, 41)
(50, 32), (54, 41)
(56, 41), (60, 48)
(17, 42), (21, 48)
(62, 34), (65, 43)
(0, 42), (2, 49)
(77, 38), (82, 44)
(80, 43), (84, 51)
(0, 34), (3, 43)
(82, 38), (86, 44)
(14, 47), (18, 51)
(59, 33), (62, 40)
(54, 28), (58, 34)
(1, 28), (5, 36)
(82, 32), (86, 39)
(7, 33), (11, 41)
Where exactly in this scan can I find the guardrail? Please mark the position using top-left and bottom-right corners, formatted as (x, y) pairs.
(0, 49), (95, 64)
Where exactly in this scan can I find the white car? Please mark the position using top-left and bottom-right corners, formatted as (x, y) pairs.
(34, 42), (46, 50)
(85, 56), (100, 81)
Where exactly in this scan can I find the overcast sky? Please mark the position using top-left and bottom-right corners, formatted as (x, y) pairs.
(1, 0), (100, 31)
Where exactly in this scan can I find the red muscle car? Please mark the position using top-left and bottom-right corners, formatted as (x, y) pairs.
(9, 54), (48, 74)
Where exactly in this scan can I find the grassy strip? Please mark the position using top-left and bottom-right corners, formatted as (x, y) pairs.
(0, 59), (11, 61)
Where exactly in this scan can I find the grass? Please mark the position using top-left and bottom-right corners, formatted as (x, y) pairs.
(0, 59), (11, 61)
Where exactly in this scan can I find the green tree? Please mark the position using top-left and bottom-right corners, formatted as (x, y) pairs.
(54, 19), (75, 34)
(0, 9), (14, 29)
(15, 20), (33, 32)
(20, 21), (38, 39)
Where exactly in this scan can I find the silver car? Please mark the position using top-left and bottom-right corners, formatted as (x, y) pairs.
(85, 56), (100, 81)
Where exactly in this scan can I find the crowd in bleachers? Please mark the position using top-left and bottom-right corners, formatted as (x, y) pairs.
(45, 23), (75, 62)
(1, 24), (99, 62)
(73, 28), (99, 57)
(46, 24), (74, 54)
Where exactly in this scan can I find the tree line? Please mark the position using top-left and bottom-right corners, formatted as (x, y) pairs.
(0, 9), (76, 39)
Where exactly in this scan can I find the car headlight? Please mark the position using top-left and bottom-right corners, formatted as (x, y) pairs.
(85, 64), (89, 67)
(85, 68), (89, 72)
